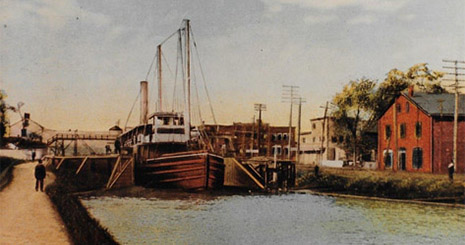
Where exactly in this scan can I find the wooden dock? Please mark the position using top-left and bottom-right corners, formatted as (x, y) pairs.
(43, 154), (134, 189)
(46, 132), (118, 156)
(224, 158), (296, 190)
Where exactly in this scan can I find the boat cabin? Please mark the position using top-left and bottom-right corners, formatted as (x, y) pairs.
(149, 112), (189, 143)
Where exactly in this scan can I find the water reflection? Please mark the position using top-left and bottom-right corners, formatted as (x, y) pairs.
(82, 192), (465, 244)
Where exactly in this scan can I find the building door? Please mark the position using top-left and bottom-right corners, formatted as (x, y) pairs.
(398, 148), (406, 171)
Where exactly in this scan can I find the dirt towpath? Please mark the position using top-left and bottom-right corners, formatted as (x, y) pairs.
(0, 162), (71, 244)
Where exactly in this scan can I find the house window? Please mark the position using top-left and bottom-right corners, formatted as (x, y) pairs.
(412, 147), (423, 169)
(331, 136), (337, 143)
(328, 148), (336, 160)
(383, 149), (393, 168)
(385, 125), (392, 139)
(277, 133), (282, 141)
(272, 146), (281, 155)
(283, 133), (288, 141)
(415, 122), (422, 138)
(271, 134), (276, 141)
(312, 123), (316, 129)
(400, 123), (406, 138)
(302, 137), (306, 143)
(339, 136), (344, 143)
(406, 102), (410, 113)
(396, 103), (401, 113)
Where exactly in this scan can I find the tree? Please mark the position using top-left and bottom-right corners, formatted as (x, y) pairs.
(0, 90), (8, 147)
(373, 63), (444, 120)
(332, 63), (444, 165)
(332, 78), (377, 166)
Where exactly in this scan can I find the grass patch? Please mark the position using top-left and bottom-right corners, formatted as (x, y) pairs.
(0, 157), (26, 191)
(297, 167), (465, 202)
(45, 166), (118, 245)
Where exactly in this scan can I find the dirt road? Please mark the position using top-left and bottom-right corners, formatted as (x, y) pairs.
(0, 162), (71, 244)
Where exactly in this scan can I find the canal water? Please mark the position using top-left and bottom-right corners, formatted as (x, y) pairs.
(81, 191), (465, 244)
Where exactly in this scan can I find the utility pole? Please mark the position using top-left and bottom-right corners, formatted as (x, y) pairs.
(282, 85), (300, 160)
(443, 59), (465, 171)
(319, 102), (329, 165)
(254, 103), (267, 156)
(157, 45), (162, 112)
(296, 97), (306, 164)
(250, 115), (255, 156)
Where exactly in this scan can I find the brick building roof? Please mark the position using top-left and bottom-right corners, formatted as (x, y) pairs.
(404, 92), (465, 117)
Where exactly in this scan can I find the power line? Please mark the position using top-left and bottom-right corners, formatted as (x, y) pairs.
(282, 85), (299, 160)
(254, 103), (266, 155)
(442, 59), (465, 171)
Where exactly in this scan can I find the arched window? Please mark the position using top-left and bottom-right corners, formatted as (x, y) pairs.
(415, 122), (422, 138)
(383, 149), (393, 168)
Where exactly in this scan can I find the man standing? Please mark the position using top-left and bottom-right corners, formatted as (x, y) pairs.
(448, 160), (454, 182)
(114, 139), (121, 154)
(34, 160), (46, 192)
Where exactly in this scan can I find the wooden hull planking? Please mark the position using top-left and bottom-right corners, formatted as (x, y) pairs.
(136, 151), (224, 190)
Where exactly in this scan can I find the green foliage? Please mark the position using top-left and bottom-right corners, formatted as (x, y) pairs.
(332, 78), (377, 163)
(373, 63), (444, 120)
(297, 169), (464, 202)
(331, 63), (445, 162)
(0, 90), (8, 147)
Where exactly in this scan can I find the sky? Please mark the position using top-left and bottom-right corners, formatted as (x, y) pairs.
(1, 0), (465, 131)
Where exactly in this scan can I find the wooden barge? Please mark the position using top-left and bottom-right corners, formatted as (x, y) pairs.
(136, 150), (224, 190)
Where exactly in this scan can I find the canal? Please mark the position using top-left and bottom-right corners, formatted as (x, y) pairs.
(81, 191), (465, 244)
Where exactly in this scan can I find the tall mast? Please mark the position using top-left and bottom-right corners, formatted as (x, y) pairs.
(157, 45), (162, 112)
(184, 19), (191, 139)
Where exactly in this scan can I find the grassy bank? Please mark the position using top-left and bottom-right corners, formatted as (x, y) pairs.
(297, 166), (465, 203)
(0, 157), (25, 190)
(45, 166), (118, 245)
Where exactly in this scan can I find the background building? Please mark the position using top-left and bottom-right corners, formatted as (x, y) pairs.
(203, 122), (296, 160)
(299, 117), (346, 166)
(378, 89), (465, 173)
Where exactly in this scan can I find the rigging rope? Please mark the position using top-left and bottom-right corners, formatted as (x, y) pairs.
(172, 29), (182, 112)
(124, 90), (141, 130)
(145, 29), (179, 81)
(190, 27), (218, 125)
(192, 63), (203, 124)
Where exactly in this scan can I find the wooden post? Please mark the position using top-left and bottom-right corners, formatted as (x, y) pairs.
(297, 98), (302, 164)
(61, 139), (65, 156)
(205, 154), (210, 189)
(264, 163), (268, 188)
(393, 101), (397, 172)
(75, 156), (89, 174)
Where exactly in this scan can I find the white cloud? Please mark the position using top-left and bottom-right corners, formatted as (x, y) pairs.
(303, 14), (337, 25)
(262, 0), (410, 12)
(399, 14), (416, 21)
(348, 15), (377, 25)
(1, 0), (111, 30)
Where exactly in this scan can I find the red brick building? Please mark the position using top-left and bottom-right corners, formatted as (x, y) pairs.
(378, 89), (465, 173)
(202, 122), (296, 160)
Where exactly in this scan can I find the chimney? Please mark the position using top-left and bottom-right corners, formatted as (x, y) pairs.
(408, 85), (414, 97)
(140, 81), (148, 124)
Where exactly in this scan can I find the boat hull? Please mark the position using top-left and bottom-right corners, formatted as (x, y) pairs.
(136, 151), (224, 190)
